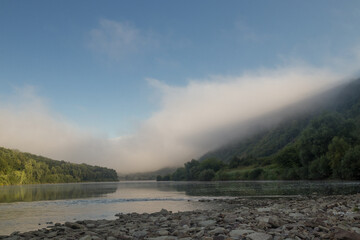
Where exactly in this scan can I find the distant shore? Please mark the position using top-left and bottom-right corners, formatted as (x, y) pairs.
(1, 194), (360, 240)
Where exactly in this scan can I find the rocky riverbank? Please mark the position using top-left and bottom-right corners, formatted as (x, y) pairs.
(1, 194), (360, 240)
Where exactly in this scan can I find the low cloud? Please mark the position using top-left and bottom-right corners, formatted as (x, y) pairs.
(113, 65), (349, 172)
(0, 63), (358, 173)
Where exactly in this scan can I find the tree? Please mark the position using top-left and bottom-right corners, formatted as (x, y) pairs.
(341, 146), (360, 180)
(172, 167), (186, 181)
(327, 137), (349, 178)
(275, 145), (300, 168)
(199, 158), (224, 172)
(198, 169), (215, 181)
(309, 156), (331, 180)
(184, 159), (201, 180)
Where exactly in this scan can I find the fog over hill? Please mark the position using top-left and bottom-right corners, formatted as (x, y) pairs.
(0, 62), (359, 173)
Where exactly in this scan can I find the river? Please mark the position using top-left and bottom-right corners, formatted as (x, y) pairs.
(1, 180), (360, 235)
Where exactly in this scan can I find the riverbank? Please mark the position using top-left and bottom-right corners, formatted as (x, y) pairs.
(1, 194), (360, 240)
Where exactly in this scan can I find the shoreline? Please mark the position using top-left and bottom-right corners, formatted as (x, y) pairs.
(1, 194), (360, 240)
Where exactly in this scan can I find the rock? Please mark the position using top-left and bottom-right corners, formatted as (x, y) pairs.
(257, 216), (281, 228)
(289, 213), (304, 218)
(160, 209), (169, 215)
(229, 229), (254, 238)
(213, 236), (226, 240)
(203, 237), (213, 240)
(148, 237), (177, 240)
(79, 235), (92, 240)
(107, 237), (117, 240)
(209, 227), (225, 235)
(199, 220), (216, 227)
(195, 230), (204, 238)
(132, 230), (148, 238)
(65, 221), (84, 229)
(223, 214), (237, 223)
(158, 229), (169, 236)
(247, 232), (273, 240)
(332, 228), (360, 240)
(257, 207), (273, 212)
(86, 223), (96, 228)
(48, 231), (58, 237)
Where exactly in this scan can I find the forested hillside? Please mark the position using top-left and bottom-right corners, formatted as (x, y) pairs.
(0, 147), (118, 185)
(158, 78), (360, 181)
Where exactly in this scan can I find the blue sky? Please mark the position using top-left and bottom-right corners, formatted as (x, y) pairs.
(1, 1), (360, 171)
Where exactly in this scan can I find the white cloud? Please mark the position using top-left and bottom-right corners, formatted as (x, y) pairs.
(88, 19), (157, 59)
(112, 64), (349, 172)
(0, 87), (116, 168)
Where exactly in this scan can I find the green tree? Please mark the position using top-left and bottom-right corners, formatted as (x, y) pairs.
(275, 145), (300, 168)
(309, 156), (331, 180)
(198, 169), (215, 181)
(327, 137), (349, 178)
(341, 146), (360, 180)
(199, 158), (224, 172)
(184, 159), (201, 180)
(172, 167), (186, 181)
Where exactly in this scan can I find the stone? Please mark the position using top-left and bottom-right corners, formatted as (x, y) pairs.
(229, 229), (254, 238)
(48, 231), (58, 237)
(257, 207), (273, 212)
(247, 232), (272, 240)
(213, 236), (226, 240)
(86, 224), (96, 228)
(203, 237), (213, 240)
(132, 230), (148, 238)
(160, 209), (169, 215)
(289, 213), (304, 218)
(199, 220), (216, 227)
(65, 221), (84, 229)
(209, 227), (225, 235)
(158, 229), (169, 236)
(257, 216), (281, 228)
(148, 237), (177, 240)
(332, 228), (360, 240)
(79, 235), (92, 240)
(195, 230), (204, 238)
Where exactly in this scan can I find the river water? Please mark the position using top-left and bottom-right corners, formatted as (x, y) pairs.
(1, 180), (360, 235)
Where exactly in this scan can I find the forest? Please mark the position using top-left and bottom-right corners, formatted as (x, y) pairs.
(0, 147), (118, 185)
(157, 78), (360, 181)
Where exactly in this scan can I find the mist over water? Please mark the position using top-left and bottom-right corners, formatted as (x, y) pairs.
(0, 64), (357, 172)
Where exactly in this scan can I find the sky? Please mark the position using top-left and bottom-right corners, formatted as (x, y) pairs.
(1, 0), (360, 172)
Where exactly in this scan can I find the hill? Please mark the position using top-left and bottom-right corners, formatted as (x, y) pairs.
(0, 147), (118, 185)
(158, 78), (360, 181)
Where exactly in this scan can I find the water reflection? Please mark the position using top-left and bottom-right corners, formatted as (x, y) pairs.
(156, 181), (360, 196)
(0, 182), (117, 203)
(1, 181), (360, 204)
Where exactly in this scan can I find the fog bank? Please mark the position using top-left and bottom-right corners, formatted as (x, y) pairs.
(0, 65), (356, 172)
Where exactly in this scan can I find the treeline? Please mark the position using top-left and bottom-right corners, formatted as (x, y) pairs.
(157, 79), (360, 181)
(0, 147), (118, 185)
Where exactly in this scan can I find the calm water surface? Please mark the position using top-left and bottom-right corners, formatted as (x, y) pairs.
(1, 180), (360, 235)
